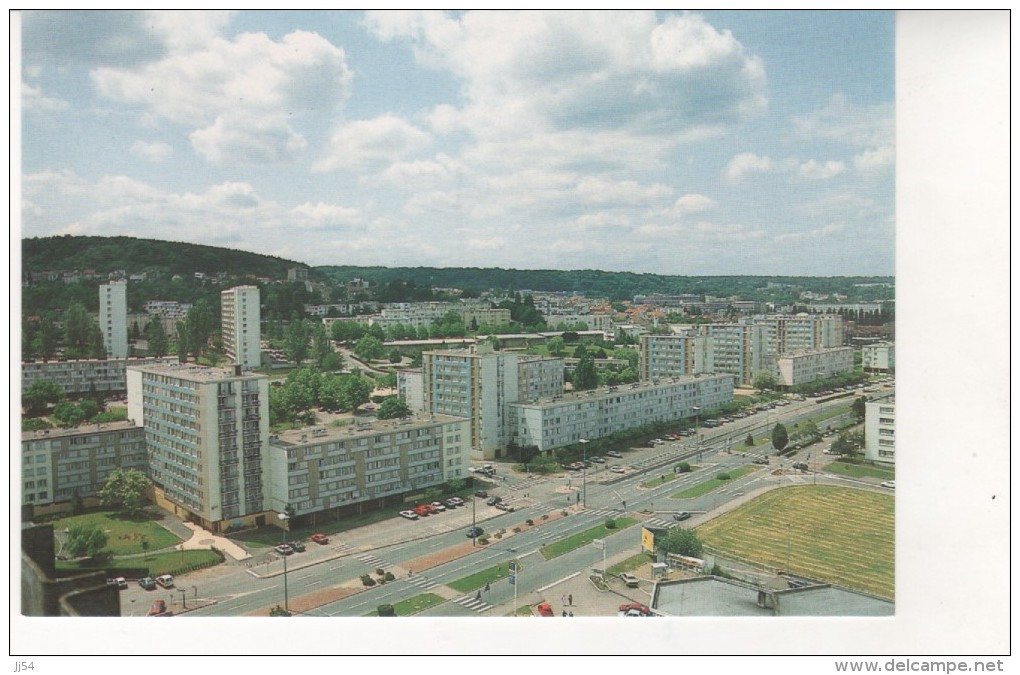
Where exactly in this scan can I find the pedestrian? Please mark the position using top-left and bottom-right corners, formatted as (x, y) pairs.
(476, 590), (481, 601)
(568, 594), (573, 606)
(562, 610), (567, 617)
(408, 568), (413, 577)
(484, 582), (490, 593)
(561, 594), (566, 605)
(569, 611), (574, 617)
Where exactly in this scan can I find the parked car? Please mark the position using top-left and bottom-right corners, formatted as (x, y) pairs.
(606, 450), (623, 458)
(536, 602), (555, 617)
(620, 573), (640, 588)
(466, 526), (483, 538)
(399, 510), (420, 520)
(138, 577), (157, 591)
(430, 501), (447, 512)
(106, 577), (127, 589)
(474, 490), (488, 498)
(155, 574), (175, 588)
(413, 504), (432, 517)
(792, 462), (809, 471)
(148, 599), (168, 616)
(444, 498), (461, 509)
(590, 456), (606, 464)
(673, 511), (691, 522)
(274, 544), (294, 556)
(311, 533), (330, 545)
(610, 466), (625, 474)
(486, 496), (502, 506)
(618, 602), (651, 616)
(881, 480), (895, 489)
(287, 541), (306, 552)
(495, 503), (515, 512)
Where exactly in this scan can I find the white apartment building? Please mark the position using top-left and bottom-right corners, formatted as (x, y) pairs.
(144, 300), (192, 319)
(774, 347), (855, 387)
(700, 322), (770, 386)
(759, 314), (844, 354)
(421, 345), (564, 459)
(221, 285), (261, 370)
(99, 280), (128, 358)
(127, 363), (270, 532)
(21, 356), (180, 396)
(375, 302), (452, 330)
(864, 398), (895, 464)
(460, 307), (512, 329)
(265, 415), (470, 521)
(638, 333), (714, 381)
(509, 373), (735, 452)
(21, 421), (147, 510)
(543, 313), (615, 331)
(862, 342), (895, 373)
(397, 369), (425, 413)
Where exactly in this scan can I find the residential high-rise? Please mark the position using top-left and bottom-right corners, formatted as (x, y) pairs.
(99, 280), (128, 358)
(221, 285), (261, 370)
(700, 322), (769, 386)
(638, 333), (713, 381)
(126, 363), (270, 532)
(864, 397), (895, 465)
(759, 314), (843, 354)
(862, 342), (895, 373)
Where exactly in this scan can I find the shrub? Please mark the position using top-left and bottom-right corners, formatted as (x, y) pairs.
(478, 536), (489, 545)
(361, 574), (376, 587)
(675, 462), (692, 473)
(384, 571), (395, 581)
(525, 519), (534, 526)
(716, 471), (731, 481)
(377, 604), (396, 617)
(375, 567), (385, 576)
(541, 515), (549, 520)
(605, 518), (617, 530)
(513, 527), (522, 533)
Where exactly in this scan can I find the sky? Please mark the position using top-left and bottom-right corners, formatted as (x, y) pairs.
(17, 10), (895, 276)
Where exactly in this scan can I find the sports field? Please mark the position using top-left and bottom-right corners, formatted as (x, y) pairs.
(697, 485), (894, 598)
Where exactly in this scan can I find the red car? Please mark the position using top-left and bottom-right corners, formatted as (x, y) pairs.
(536, 602), (555, 617)
(311, 533), (329, 545)
(148, 599), (168, 616)
(619, 602), (651, 616)
(413, 504), (432, 517)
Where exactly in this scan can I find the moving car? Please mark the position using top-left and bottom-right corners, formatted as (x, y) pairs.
(399, 510), (419, 520)
(155, 574), (174, 588)
(536, 602), (555, 617)
(148, 599), (168, 616)
(274, 544), (294, 556)
(880, 480), (895, 489)
(138, 577), (157, 590)
(486, 496), (502, 506)
(792, 462), (809, 471)
(287, 541), (306, 552)
(610, 466), (625, 474)
(673, 511), (691, 522)
(311, 533), (330, 545)
(466, 526), (483, 538)
(606, 450), (623, 458)
(618, 602), (651, 616)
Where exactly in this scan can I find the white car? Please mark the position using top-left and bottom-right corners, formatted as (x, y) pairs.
(430, 501), (447, 512)
(399, 510), (419, 520)
(880, 480), (895, 489)
(610, 466), (626, 474)
(606, 451), (623, 458)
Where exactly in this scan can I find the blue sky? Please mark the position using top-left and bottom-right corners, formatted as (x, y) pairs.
(17, 10), (895, 275)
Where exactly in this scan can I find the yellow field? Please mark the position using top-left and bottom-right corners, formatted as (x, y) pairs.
(697, 485), (894, 599)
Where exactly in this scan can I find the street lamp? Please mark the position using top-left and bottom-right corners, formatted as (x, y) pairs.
(278, 512), (290, 613)
(579, 439), (589, 509)
(691, 407), (702, 461)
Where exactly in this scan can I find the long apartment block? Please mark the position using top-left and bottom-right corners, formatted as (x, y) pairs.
(22, 356), (180, 396)
(509, 373), (735, 452)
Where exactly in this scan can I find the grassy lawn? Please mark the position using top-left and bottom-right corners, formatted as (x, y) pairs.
(540, 517), (637, 560)
(448, 561), (514, 593)
(52, 511), (180, 555)
(825, 461), (895, 480)
(56, 549), (221, 577)
(697, 485), (894, 599)
(388, 593), (447, 616)
(607, 553), (654, 577)
(671, 465), (758, 499)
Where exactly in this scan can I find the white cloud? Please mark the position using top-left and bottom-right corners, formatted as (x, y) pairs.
(794, 94), (894, 176)
(774, 222), (846, 243)
(313, 115), (431, 172)
(575, 177), (672, 206)
(22, 83), (68, 111)
(291, 202), (361, 228)
(797, 159), (845, 180)
(673, 193), (716, 215)
(853, 146), (895, 174)
(130, 140), (173, 162)
(91, 28), (351, 164)
(725, 152), (772, 182)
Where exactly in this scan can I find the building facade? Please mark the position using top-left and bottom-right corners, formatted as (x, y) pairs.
(862, 342), (895, 373)
(265, 415), (470, 522)
(638, 333), (714, 381)
(700, 322), (769, 386)
(21, 356), (180, 396)
(509, 373), (735, 452)
(864, 398), (895, 464)
(760, 314), (844, 354)
(221, 285), (261, 370)
(99, 280), (128, 358)
(21, 421), (147, 509)
(773, 347), (855, 387)
(126, 364), (270, 532)
(396, 369), (425, 413)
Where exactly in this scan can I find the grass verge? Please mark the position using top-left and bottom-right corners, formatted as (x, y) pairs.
(671, 465), (758, 499)
(56, 549), (222, 577)
(390, 593), (446, 616)
(606, 553), (654, 578)
(448, 562), (513, 593)
(540, 517), (637, 560)
(825, 461), (895, 480)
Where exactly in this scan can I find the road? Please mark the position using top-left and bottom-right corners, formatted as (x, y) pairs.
(144, 392), (885, 617)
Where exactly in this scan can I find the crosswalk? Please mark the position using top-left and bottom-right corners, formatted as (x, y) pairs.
(644, 517), (675, 529)
(355, 552), (390, 570)
(589, 507), (624, 519)
(454, 594), (494, 613)
(509, 476), (546, 492)
(331, 542), (353, 555)
(406, 574), (439, 591)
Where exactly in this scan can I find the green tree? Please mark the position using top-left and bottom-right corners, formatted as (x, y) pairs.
(186, 299), (216, 357)
(745, 433), (755, 447)
(146, 318), (169, 357)
(752, 370), (777, 392)
(831, 430), (865, 458)
(852, 396), (867, 420)
(311, 323), (333, 369)
(285, 316), (311, 364)
(52, 400), (86, 427)
(388, 348), (402, 364)
(659, 527), (703, 558)
(771, 423), (789, 452)
(98, 468), (151, 517)
(62, 302), (94, 357)
(339, 375), (372, 412)
(376, 396), (411, 420)
(23, 379), (64, 416)
(573, 353), (598, 391)
(175, 319), (193, 361)
(354, 335), (385, 362)
(65, 524), (108, 560)
(547, 336), (566, 356)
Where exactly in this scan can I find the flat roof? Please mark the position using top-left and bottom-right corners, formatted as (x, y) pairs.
(516, 373), (733, 409)
(271, 414), (467, 447)
(654, 577), (893, 617)
(22, 419), (141, 441)
(127, 363), (266, 382)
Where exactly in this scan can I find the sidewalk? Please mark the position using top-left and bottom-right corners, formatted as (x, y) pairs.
(177, 522), (252, 561)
